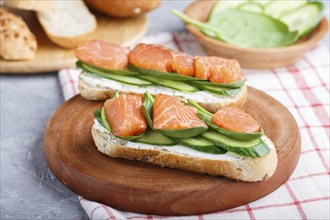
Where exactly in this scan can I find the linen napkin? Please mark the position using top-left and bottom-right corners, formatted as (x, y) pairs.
(58, 32), (330, 220)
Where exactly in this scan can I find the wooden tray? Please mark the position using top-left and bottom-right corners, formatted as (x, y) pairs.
(0, 10), (148, 74)
(44, 87), (301, 216)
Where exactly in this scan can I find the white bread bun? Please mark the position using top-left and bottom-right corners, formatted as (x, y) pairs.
(36, 0), (96, 49)
(78, 71), (248, 113)
(0, 8), (37, 60)
(92, 120), (278, 182)
(85, 0), (161, 18)
(3, 0), (54, 13)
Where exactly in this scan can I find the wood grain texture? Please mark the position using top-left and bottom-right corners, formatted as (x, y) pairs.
(183, 1), (329, 69)
(0, 10), (148, 74)
(44, 87), (301, 216)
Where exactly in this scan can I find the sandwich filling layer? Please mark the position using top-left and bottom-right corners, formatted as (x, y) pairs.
(93, 119), (274, 161)
(80, 72), (246, 103)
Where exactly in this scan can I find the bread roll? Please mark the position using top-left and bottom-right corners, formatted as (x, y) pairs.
(85, 0), (161, 18)
(0, 8), (37, 60)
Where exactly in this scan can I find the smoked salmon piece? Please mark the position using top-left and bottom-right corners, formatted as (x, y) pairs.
(153, 94), (207, 130)
(75, 40), (129, 70)
(129, 43), (195, 76)
(194, 56), (245, 83)
(104, 94), (147, 137)
(171, 50), (195, 76)
(211, 108), (261, 133)
(129, 44), (173, 72)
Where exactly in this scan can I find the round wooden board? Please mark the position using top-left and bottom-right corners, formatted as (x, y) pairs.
(0, 10), (148, 74)
(44, 87), (301, 216)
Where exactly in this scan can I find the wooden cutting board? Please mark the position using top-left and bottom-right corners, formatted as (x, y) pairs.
(44, 87), (301, 216)
(0, 10), (148, 74)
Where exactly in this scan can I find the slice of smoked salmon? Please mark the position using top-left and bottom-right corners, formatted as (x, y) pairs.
(171, 50), (195, 77)
(194, 56), (245, 83)
(75, 40), (129, 70)
(211, 108), (260, 133)
(129, 44), (173, 72)
(153, 94), (207, 130)
(129, 44), (195, 76)
(104, 94), (147, 137)
(194, 57), (210, 80)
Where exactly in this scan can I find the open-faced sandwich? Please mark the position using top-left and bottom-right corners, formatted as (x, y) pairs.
(92, 92), (278, 182)
(75, 40), (247, 113)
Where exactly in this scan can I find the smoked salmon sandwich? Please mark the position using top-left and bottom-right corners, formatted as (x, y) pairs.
(75, 40), (248, 113)
(92, 92), (278, 182)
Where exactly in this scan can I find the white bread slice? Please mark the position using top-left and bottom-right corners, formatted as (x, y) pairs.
(92, 120), (278, 182)
(78, 72), (248, 113)
(4, 0), (54, 13)
(36, 0), (96, 49)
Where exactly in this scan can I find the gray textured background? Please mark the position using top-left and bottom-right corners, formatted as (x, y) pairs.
(1, 1), (329, 219)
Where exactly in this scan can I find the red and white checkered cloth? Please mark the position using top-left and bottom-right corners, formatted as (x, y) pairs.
(58, 32), (330, 220)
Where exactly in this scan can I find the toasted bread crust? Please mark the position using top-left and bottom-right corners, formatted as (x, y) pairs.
(92, 121), (278, 182)
(78, 73), (248, 113)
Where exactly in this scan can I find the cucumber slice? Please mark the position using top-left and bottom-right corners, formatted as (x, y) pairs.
(101, 107), (111, 132)
(76, 61), (137, 76)
(84, 70), (153, 86)
(142, 92), (155, 128)
(190, 80), (244, 89)
(202, 131), (270, 157)
(136, 75), (199, 92)
(238, 2), (264, 13)
(128, 65), (201, 81)
(195, 85), (241, 96)
(156, 127), (208, 139)
(202, 131), (260, 148)
(281, 2), (324, 37)
(175, 136), (227, 154)
(94, 109), (104, 127)
(134, 130), (175, 146)
(264, 0), (307, 19)
(178, 136), (214, 147)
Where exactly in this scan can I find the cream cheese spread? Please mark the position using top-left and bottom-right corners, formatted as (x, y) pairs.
(80, 72), (243, 104)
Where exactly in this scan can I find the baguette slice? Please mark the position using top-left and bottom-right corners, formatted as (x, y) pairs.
(92, 120), (278, 182)
(36, 0), (96, 49)
(4, 0), (54, 13)
(78, 71), (248, 113)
